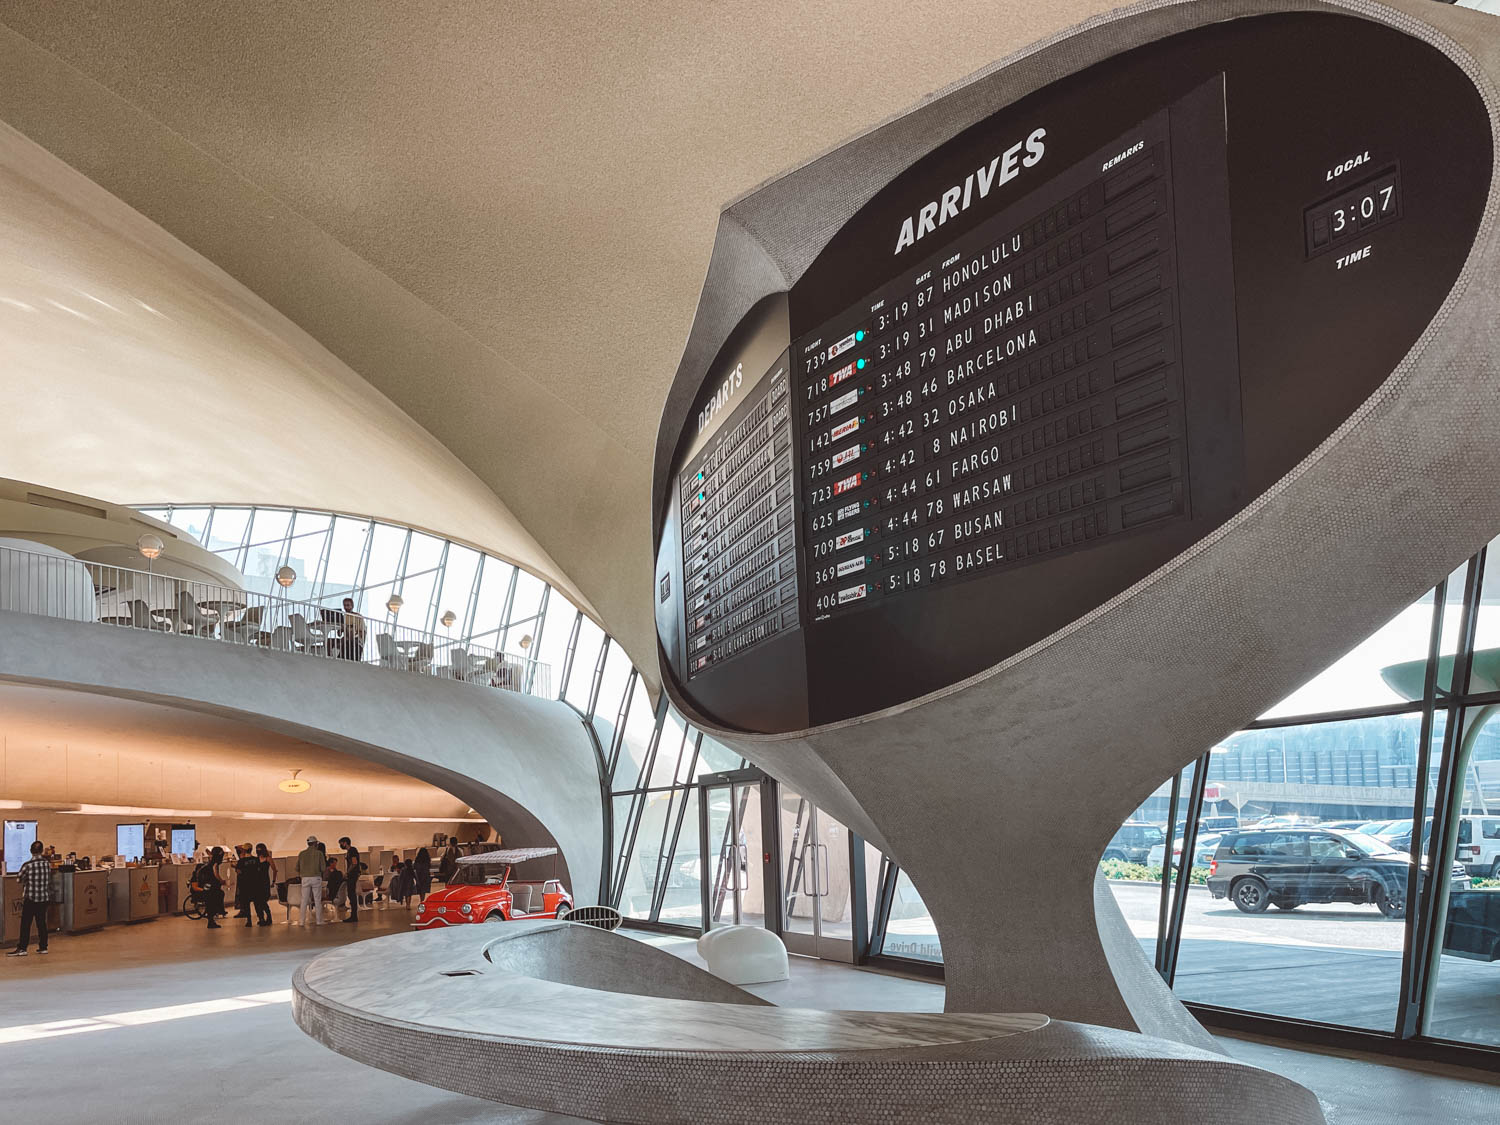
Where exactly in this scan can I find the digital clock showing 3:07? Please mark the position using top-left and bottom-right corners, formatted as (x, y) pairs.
(1305, 167), (1401, 258)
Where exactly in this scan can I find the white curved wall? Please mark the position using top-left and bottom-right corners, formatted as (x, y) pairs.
(0, 537), (93, 620)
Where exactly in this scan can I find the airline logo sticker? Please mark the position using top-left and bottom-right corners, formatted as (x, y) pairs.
(827, 361), (857, 388)
(836, 501), (862, 522)
(836, 556), (867, 578)
(837, 583), (869, 605)
(831, 444), (862, 469)
(829, 388), (860, 414)
(829, 416), (861, 443)
(828, 331), (859, 359)
(835, 527), (866, 550)
(832, 472), (865, 496)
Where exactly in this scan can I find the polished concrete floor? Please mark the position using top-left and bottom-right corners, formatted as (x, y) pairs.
(2, 909), (1496, 1124)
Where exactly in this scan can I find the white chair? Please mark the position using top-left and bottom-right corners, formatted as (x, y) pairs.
(376, 633), (409, 669)
(222, 604), (263, 644)
(696, 925), (789, 985)
(284, 880), (304, 924)
(289, 613), (324, 654)
(127, 599), (171, 631)
(176, 590), (215, 636)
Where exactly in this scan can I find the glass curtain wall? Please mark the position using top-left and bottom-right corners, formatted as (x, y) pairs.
(138, 504), (593, 686)
(864, 535), (1500, 1061)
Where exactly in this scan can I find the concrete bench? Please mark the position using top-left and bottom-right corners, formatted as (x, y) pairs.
(292, 920), (1326, 1124)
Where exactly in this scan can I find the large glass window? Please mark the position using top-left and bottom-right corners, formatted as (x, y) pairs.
(136, 503), (612, 704)
(1169, 713), (1434, 1031)
(880, 870), (941, 962)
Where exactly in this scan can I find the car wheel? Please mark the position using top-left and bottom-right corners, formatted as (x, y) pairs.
(1375, 883), (1407, 919)
(1102, 850), (1126, 863)
(1232, 878), (1270, 914)
(1490, 859), (1500, 880)
(484, 911), (506, 923)
(554, 903), (572, 921)
(1271, 900), (1300, 911)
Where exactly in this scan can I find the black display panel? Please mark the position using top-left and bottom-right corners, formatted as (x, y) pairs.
(656, 13), (1493, 733)
(794, 83), (1239, 623)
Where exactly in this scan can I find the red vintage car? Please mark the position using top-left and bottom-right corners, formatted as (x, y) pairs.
(412, 847), (573, 929)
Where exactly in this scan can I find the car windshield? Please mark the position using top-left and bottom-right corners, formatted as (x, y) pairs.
(1375, 820), (1411, 837)
(1339, 832), (1400, 856)
(451, 864), (507, 886)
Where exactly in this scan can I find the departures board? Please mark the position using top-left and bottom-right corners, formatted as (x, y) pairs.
(655, 13), (1493, 733)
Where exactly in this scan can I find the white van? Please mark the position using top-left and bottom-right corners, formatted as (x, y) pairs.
(1456, 815), (1500, 878)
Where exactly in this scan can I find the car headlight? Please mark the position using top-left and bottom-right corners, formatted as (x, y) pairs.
(460, 904), (472, 915)
(415, 903), (424, 913)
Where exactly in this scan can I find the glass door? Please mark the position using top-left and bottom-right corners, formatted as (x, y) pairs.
(779, 789), (854, 962)
(700, 777), (766, 929)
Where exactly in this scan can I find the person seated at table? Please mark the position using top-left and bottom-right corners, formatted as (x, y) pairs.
(336, 597), (366, 660)
(324, 856), (344, 904)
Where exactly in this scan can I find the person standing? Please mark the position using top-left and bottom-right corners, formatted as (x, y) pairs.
(438, 837), (459, 884)
(339, 597), (366, 660)
(249, 843), (274, 926)
(339, 836), (360, 922)
(235, 844), (259, 927)
(192, 848), (226, 930)
(296, 835), (325, 928)
(414, 847), (433, 904)
(7, 840), (53, 956)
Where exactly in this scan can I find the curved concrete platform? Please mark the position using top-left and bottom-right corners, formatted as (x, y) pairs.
(292, 921), (1327, 1124)
(0, 610), (604, 899)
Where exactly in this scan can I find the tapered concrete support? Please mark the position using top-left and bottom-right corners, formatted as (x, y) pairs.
(657, 0), (1500, 1047)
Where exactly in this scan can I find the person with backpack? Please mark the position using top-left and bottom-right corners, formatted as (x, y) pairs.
(192, 848), (226, 930)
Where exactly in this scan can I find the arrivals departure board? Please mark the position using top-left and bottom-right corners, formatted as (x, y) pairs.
(678, 354), (798, 677)
(794, 104), (1206, 621)
(654, 14), (1493, 732)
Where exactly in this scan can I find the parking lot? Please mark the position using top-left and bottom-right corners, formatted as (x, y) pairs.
(1109, 880), (1499, 1044)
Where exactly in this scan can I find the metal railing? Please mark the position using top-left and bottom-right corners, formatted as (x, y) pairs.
(0, 542), (552, 697)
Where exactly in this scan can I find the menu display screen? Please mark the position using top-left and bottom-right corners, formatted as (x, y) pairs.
(793, 103), (1203, 620)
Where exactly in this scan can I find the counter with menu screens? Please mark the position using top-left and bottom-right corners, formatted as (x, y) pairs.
(655, 13), (1493, 733)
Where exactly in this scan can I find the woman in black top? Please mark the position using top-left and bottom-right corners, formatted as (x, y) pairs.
(415, 847), (433, 903)
(248, 843), (274, 926)
(194, 848), (226, 930)
(235, 845), (260, 927)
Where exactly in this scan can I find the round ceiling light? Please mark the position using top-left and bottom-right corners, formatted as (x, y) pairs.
(278, 769), (311, 795)
(387, 593), (404, 614)
(440, 610), (456, 628)
(518, 634), (533, 650)
(136, 533), (164, 560)
(275, 565), (297, 588)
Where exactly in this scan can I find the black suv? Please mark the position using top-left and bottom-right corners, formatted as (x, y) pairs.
(1102, 822), (1165, 864)
(1206, 827), (1470, 917)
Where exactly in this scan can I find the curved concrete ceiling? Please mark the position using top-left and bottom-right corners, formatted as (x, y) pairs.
(0, 0), (1107, 674)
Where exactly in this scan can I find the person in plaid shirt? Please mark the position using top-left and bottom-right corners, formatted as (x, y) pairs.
(7, 840), (52, 956)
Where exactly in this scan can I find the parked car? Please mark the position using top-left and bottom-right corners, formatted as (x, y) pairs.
(1102, 822), (1165, 864)
(1198, 815), (1240, 834)
(1147, 834), (1222, 870)
(1444, 889), (1500, 962)
(1387, 816), (1500, 877)
(1206, 828), (1470, 917)
(1356, 820), (1394, 835)
(1319, 820), (1369, 832)
(413, 847), (572, 930)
